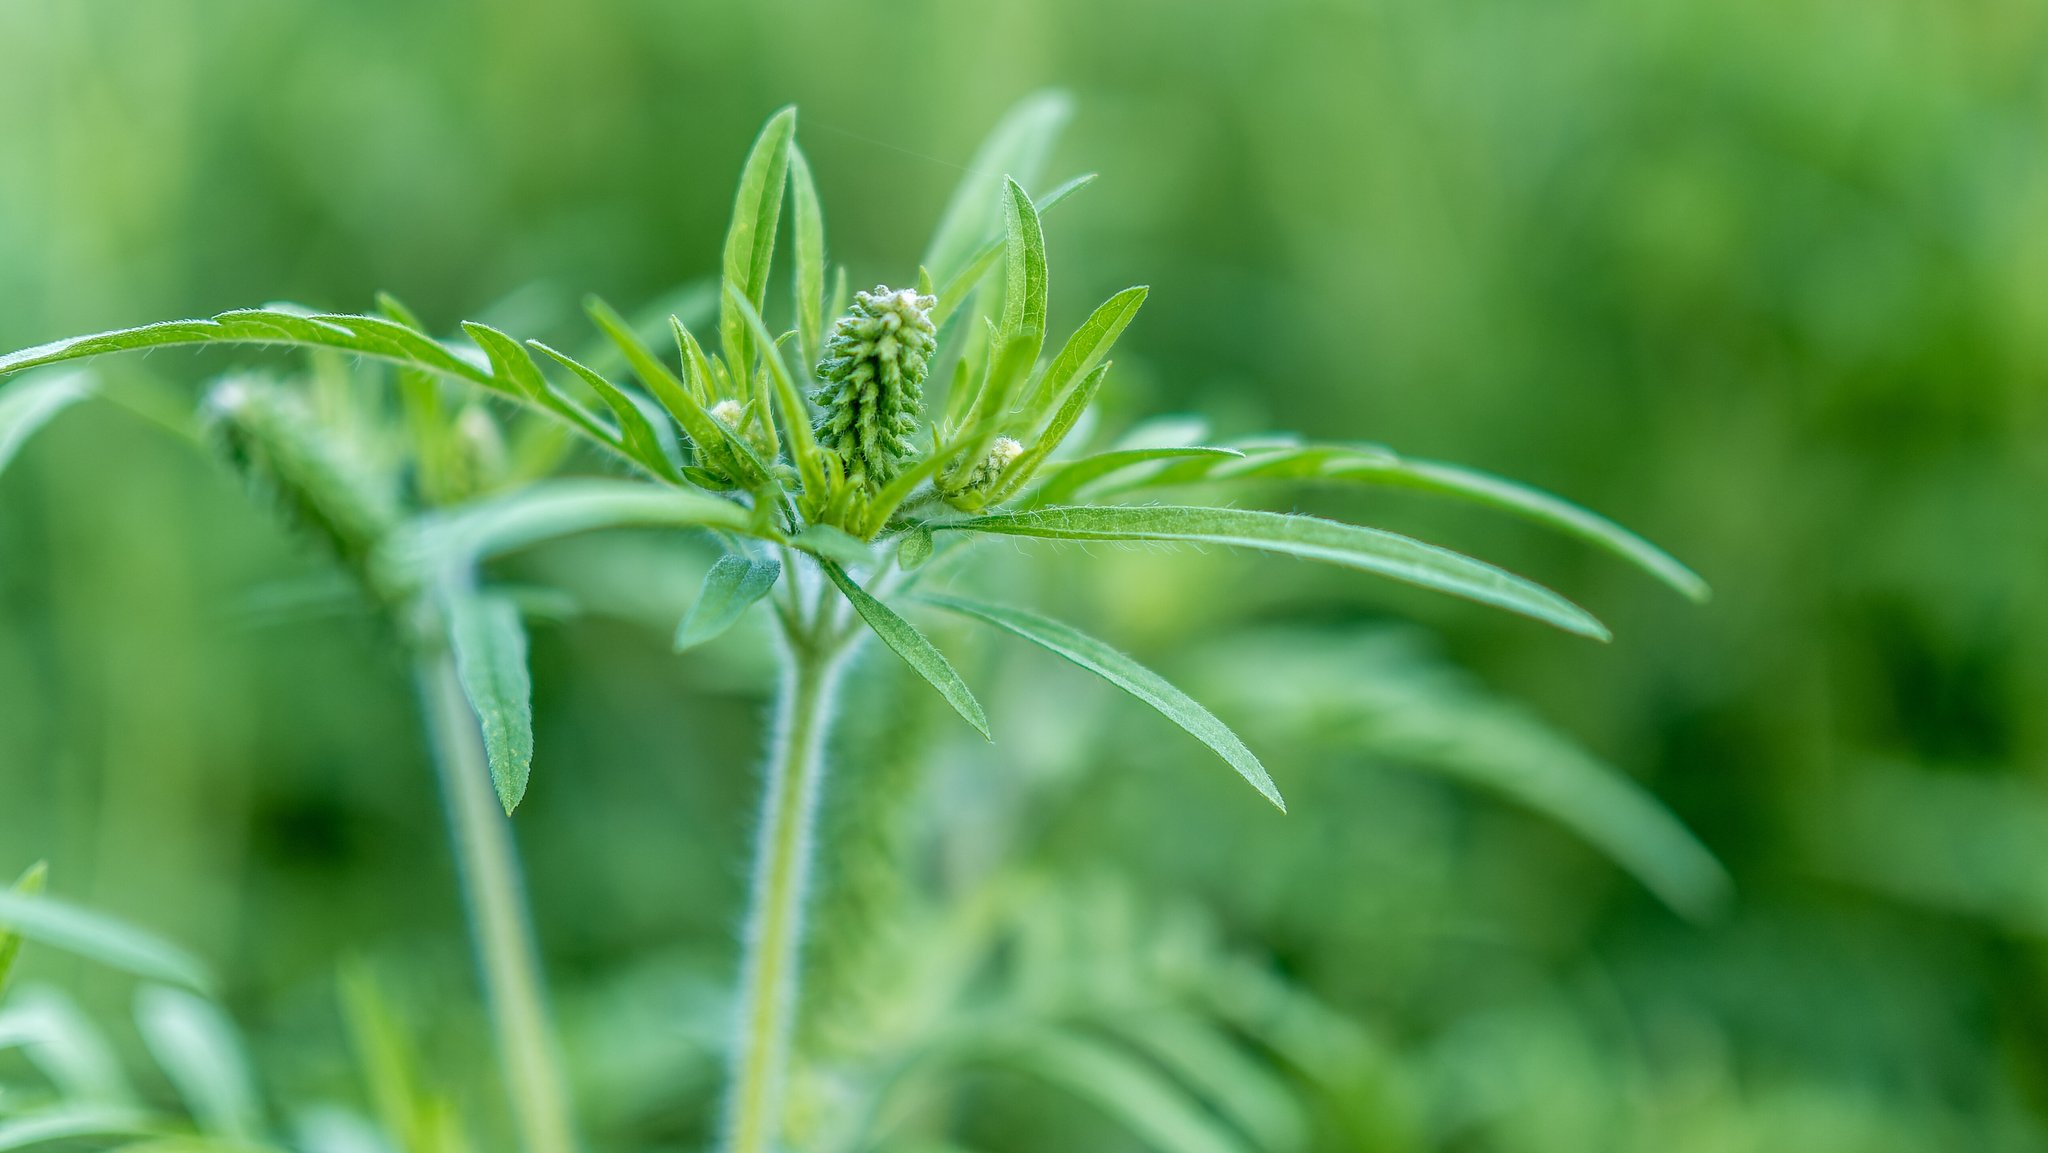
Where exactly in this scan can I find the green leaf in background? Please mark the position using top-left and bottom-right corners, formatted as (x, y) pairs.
(0, 889), (212, 992)
(789, 143), (827, 370)
(924, 594), (1283, 809)
(1202, 629), (1730, 918)
(675, 555), (781, 651)
(941, 505), (1611, 640)
(922, 90), (1072, 287)
(982, 1027), (1251, 1153)
(134, 985), (265, 1142)
(0, 370), (91, 478)
(446, 591), (534, 815)
(0, 861), (47, 997)
(0, 1104), (153, 1151)
(819, 561), (989, 739)
(720, 106), (797, 392)
(1107, 1011), (1309, 1153)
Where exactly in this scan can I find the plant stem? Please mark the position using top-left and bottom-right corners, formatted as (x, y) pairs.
(416, 647), (580, 1153)
(724, 616), (849, 1153)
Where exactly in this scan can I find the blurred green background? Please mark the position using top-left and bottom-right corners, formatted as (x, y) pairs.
(3, 0), (2047, 1149)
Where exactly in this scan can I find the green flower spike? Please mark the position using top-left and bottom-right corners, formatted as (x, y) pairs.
(814, 286), (938, 494)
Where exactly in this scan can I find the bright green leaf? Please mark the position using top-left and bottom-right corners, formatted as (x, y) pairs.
(721, 106), (797, 391)
(446, 591), (534, 815)
(0, 370), (91, 477)
(790, 144), (827, 371)
(938, 505), (1610, 640)
(820, 561), (989, 739)
(924, 594), (1282, 809)
(675, 555), (781, 651)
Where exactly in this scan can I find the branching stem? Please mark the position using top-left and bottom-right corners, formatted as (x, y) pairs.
(416, 646), (579, 1153)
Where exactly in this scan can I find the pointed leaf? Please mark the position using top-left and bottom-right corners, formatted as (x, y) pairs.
(721, 106), (797, 389)
(999, 178), (1047, 359)
(1028, 285), (1146, 416)
(0, 889), (212, 991)
(938, 505), (1609, 639)
(727, 286), (827, 497)
(675, 555), (781, 651)
(934, 173), (1094, 328)
(520, 337), (682, 481)
(789, 144), (827, 370)
(820, 561), (989, 739)
(446, 592), (533, 815)
(924, 595), (1282, 809)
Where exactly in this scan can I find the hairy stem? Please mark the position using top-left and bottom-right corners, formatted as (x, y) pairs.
(416, 648), (579, 1153)
(724, 619), (849, 1153)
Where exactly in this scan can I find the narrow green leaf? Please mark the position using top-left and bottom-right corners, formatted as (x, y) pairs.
(1081, 441), (1710, 602)
(521, 337), (683, 481)
(1028, 285), (1146, 417)
(1032, 447), (1244, 505)
(446, 591), (533, 815)
(923, 91), (1072, 286)
(134, 986), (264, 1141)
(789, 144), (827, 371)
(583, 296), (736, 469)
(999, 178), (1048, 359)
(385, 478), (755, 580)
(726, 286), (827, 498)
(0, 862), (47, 996)
(0, 889), (212, 991)
(1108, 1011), (1309, 1153)
(1327, 453), (1711, 602)
(989, 361), (1111, 504)
(933, 173), (1094, 328)
(790, 523), (872, 565)
(675, 555), (781, 651)
(721, 106), (797, 389)
(0, 371), (91, 477)
(938, 505), (1610, 640)
(924, 595), (1282, 809)
(820, 560), (989, 739)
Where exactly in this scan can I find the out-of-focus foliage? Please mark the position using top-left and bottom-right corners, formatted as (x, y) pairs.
(2, 0), (2044, 1150)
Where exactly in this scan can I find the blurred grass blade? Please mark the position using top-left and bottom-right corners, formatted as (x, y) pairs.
(720, 106), (797, 390)
(987, 1027), (1251, 1153)
(1109, 1012), (1309, 1153)
(922, 90), (1071, 286)
(925, 594), (1282, 809)
(446, 591), (534, 815)
(135, 985), (265, 1141)
(0, 988), (135, 1101)
(820, 560), (989, 739)
(789, 144), (826, 370)
(0, 1105), (153, 1150)
(675, 554), (781, 651)
(0, 889), (211, 991)
(0, 861), (47, 997)
(385, 478), (755, 578)
(941, 505), (1610, 639)
(0, 370), (91, 476)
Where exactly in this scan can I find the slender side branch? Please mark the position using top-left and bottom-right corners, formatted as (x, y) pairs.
(416, 646), (579, 1153)
(724, 613), (851, 1153)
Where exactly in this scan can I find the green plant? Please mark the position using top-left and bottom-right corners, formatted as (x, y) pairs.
(0, 94), (1706, 1152)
